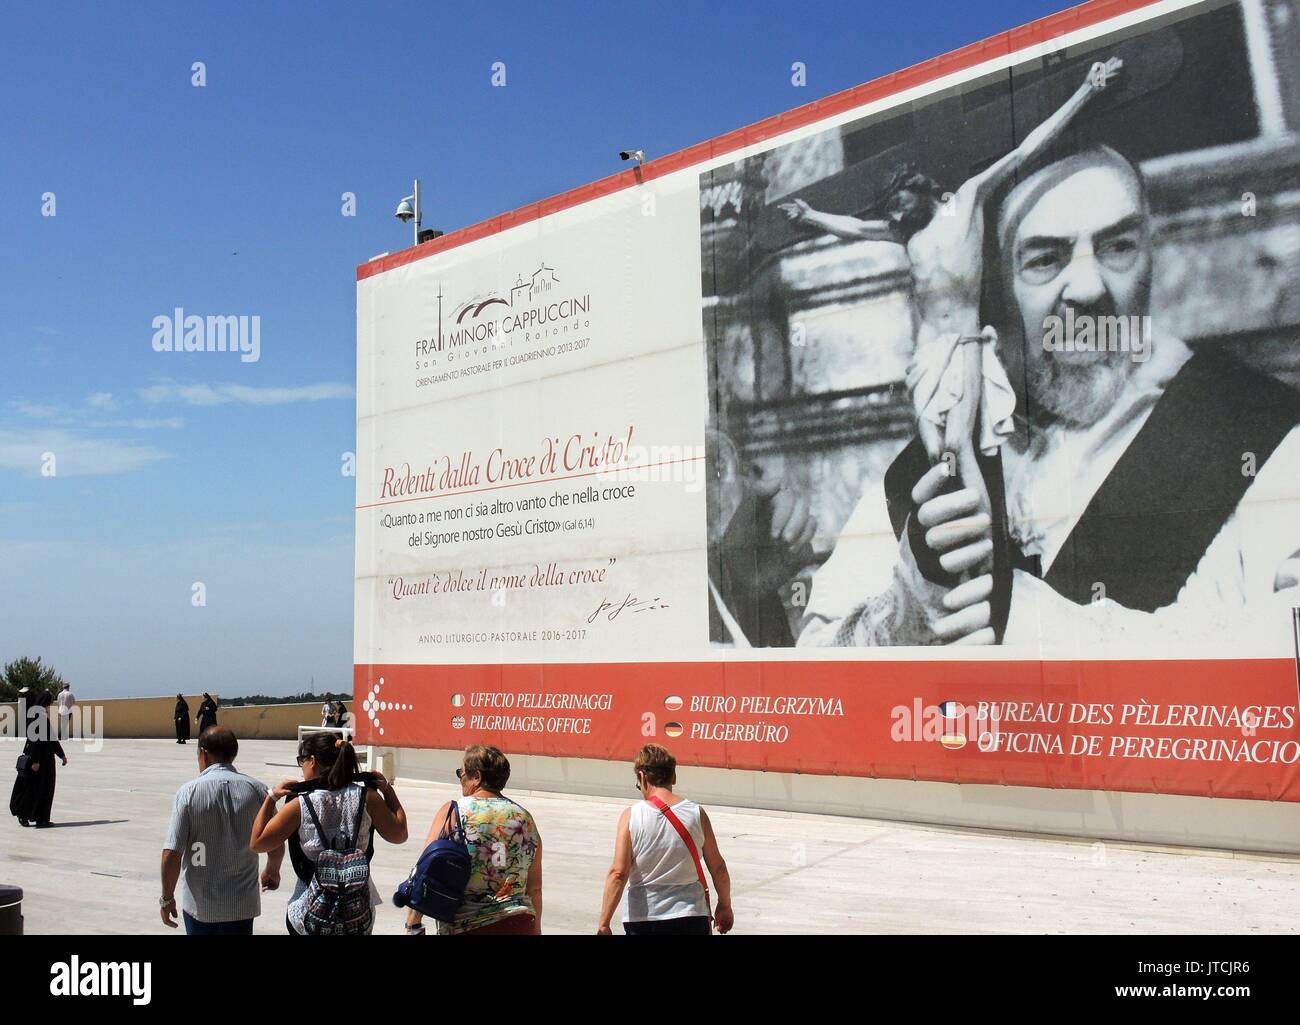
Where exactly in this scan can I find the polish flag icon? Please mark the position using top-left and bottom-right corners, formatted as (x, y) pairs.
(663, 695), (683, 711)
(938, 700), (966, 750)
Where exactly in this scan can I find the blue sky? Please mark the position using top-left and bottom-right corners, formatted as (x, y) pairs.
(0, 0), (1072, 698)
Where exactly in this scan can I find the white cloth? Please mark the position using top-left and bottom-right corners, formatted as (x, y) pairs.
(999, 335), (1190, 571)
(800, 336), (1300, 656)
(623, 799), (710, 922)
(907, 327), (1016, 457)
(286, 784), (380, 934)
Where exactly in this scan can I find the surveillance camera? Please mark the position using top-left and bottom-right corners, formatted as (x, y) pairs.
(619, 149), (645, 165)
(395, 197), (416, 223)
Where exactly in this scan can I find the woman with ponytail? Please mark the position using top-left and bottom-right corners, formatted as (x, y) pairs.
(250, 733), (408, 934)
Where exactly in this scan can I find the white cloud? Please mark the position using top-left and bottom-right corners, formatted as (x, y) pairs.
(0, 429), (169, 477)
(0, 536), (353, 699)
(84, 417), (187, 430)
(139, 380), (353, 406)
(9, 397), (185, 433)
(17, 403), (62, 419)
(119, 417), (186, 430)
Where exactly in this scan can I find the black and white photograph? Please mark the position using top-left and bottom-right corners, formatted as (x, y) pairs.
(4, 0), (1299, 966)
(702, 0), (1300, 651)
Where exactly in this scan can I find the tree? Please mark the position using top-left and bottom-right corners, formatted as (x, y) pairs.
(221, 691), (351, 707)
(0, 657), (68, 702)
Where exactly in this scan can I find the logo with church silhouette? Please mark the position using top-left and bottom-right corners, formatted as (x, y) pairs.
(414, 260), (591, 365)
(457, 261), (562, 323)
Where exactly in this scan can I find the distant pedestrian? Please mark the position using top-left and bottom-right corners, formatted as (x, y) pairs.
(15, 687), (32, 733)
(161, 726), (285, 935)
(404, 745), (542, 936)
(9, 691), (67, 829)
(334, 700), (349, 738)
(175, 694), (190, 744)
(250, 733), (408, 935)
(56, 685), (76, 740)
(196, 693), (218, 733)
(321, 700), (334, 728)
(598, 744), (733, 935)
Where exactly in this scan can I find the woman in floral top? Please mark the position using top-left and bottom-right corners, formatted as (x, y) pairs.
(405, 745), (543, 935)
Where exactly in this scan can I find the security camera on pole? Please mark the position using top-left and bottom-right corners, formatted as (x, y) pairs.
(394, 179), (421, 246)
(395, 179), (444, 246)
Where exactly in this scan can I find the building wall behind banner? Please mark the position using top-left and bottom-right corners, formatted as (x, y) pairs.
(383, 745), (1300, 855)
(354, 0), (1300, 818)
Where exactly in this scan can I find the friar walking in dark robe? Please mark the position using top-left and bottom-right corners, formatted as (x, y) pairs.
(196, 693), (218, 733)
(10, 691), (67, 828)
(175, 694), (191, 744)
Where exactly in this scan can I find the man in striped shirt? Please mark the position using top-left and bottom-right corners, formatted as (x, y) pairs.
(160, 726), (285, 935)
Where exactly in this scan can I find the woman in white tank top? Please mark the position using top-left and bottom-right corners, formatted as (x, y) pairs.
(597, 744), (734, 935)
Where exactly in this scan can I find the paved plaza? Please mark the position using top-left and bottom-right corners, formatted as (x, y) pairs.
(3, 738), (1298, 935)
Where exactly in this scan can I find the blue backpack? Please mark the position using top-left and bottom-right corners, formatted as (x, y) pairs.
(393, 801), (472, 923)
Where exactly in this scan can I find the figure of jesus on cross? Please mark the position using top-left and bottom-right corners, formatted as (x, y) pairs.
(781, 58), (1124, 543)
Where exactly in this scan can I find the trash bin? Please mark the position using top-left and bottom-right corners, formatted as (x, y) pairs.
(0, 885), (22, 936)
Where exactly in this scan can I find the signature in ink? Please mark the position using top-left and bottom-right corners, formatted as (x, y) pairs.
(587, 593), (670, 624)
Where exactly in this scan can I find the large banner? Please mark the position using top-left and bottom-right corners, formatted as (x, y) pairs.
(355, 0), (1300, 802)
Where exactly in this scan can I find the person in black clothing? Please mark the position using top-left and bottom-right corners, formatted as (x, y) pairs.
(196, 693), (218, 733)
(175, 694), (191, 744)
(334, 700), (349, 738)
(10, 692), (67, 828)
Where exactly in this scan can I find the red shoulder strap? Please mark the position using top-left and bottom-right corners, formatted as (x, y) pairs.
(645, 796), (712, 925)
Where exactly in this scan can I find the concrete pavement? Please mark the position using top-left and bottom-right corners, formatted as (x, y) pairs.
(2, 738), (1298, 934)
